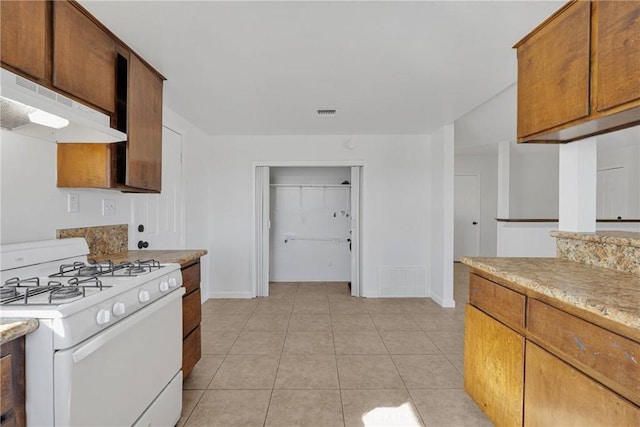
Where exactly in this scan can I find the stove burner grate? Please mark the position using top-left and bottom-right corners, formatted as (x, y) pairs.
(50, 286), (83, 301)
(0, 287), (17, 299)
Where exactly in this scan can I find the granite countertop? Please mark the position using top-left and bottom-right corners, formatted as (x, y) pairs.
(91, 249), (207, 268)
(550, 230), (640, 248)
(0, 319), (39, 346)
(460, 257), (640, 341)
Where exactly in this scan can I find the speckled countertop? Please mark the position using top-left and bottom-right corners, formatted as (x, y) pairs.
(460, 257), (640, 341)
(91, 250), (207, 268)
(550, 230), (640, 248)
(0, 318), (38, 346)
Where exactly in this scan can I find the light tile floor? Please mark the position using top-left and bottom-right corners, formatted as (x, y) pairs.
(179, 263), (492, 426)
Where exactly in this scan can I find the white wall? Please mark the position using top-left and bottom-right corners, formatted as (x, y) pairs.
(509, 143), (559, 218)
(454, 153), (498, 256)
(269, 167), (351, 282)
(0, 107), (213, 299)
(205, 135), (431, 299)
(429, 124), (455, 307)
(0, 130), (134, 244)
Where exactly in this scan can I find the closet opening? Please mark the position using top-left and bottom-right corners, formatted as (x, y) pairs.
(254, 164), (362, 298)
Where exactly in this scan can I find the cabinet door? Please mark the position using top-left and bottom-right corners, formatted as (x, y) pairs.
(52, 0), (116, 114)
(593, 1), (640, 112)
(464, 305), (524, 427)
(524, 342), (640, 427)
(0, 0), (48, 81)
(516, 1), (591, 139)
(127, 54), (163, 192)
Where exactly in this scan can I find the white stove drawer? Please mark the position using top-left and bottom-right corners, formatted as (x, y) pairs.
(54, 289), (183, 426)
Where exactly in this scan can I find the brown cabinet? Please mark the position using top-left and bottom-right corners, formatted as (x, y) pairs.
(57, 143), (119, 189)
(0, 0), (165, 193)
(0, 337), (26, 427)
(465, 270), (640, 426)
(464, 305), (524, 427)
(56, 52), (164, 193)
(515, 1), (640, 143)
(524, 342), (640, 427)
(52, 0), (117, 114)
(181, 260), (202, 378)
(125, 54), (163, 192)
(0, 0), (49, 82)
(592, 1), (640, 113)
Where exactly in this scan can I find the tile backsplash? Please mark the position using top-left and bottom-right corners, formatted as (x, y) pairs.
(57, 224), (128, 258)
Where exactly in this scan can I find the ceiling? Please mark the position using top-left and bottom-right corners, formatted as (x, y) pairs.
(80, 1), (564, 136)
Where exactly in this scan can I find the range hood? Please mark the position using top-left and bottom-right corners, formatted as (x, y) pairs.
(0, 68), (126, 143)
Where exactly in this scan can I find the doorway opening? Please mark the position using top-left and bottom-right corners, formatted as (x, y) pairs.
(254, 164), (362, 298)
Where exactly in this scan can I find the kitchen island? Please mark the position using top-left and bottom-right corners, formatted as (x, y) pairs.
(461, 255), (640, 426)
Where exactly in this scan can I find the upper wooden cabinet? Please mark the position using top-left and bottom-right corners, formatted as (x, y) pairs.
(0, 0), (166, 193)
(52, 0), (117, 114)
(0, 0), (49, 82)
(593, 1), (640, 113)
(515, 0), (640, 143)
(126, 54), (163, 191)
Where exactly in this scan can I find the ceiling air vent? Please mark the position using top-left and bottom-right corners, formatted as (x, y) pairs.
(317, 109), (336, 117)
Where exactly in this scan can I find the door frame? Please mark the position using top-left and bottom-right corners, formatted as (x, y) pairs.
(252, 161), (365, 298)
(454, 174), (481, 260)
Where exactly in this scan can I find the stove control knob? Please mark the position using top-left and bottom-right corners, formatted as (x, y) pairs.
(138, 290), (151, 303)
(96, 309), (111, 325)
(168, 277), (178, 288)
(112, 302), (126, 316)
(159, 281), (169, 292)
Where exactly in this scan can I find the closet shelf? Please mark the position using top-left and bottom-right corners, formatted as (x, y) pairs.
(284, 237), (350, 243)
(270, 184), (351, 188)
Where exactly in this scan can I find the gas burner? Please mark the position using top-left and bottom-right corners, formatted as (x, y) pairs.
(50, 286), (83, 301)
(78, 266), (99, 276)
(127, 266), (147, 275)
(0, 287), (17, 299)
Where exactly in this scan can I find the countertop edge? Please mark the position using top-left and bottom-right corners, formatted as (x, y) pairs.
(550, 230), (640, 248)
(460, 257), (640, 342)
(91, 249), (208, 268)
(0, 318), (39, 346)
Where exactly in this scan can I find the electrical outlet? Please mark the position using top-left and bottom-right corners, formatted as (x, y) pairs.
(67, 193), (79, 213)
(102, 199), (116, 216)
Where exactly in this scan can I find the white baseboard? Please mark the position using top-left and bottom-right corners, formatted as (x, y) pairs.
(207, 291), (254, 299)
(430, 294), (456, 308)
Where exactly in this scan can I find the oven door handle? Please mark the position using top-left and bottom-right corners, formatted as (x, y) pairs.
(72, 289), (184, 364)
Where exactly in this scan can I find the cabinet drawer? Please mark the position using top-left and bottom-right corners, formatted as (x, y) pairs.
(469, 274), (525, 331)
(527, 299), (640, 406)
(183, 289), (201, 338)
(1, 353), (14, 417)
(182, 326), (201, 379)
(181, 261), (201, 295)
(524, 342), (640, 426)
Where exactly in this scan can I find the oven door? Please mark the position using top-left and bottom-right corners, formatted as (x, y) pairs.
(54, 289), (184, 427)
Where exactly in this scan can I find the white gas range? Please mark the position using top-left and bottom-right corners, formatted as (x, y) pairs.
(0, 238), (184, 426)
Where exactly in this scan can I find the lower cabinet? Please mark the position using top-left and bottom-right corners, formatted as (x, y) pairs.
(465, 271), (640, 426)
(464, 305), (524, 427)
(181, 260), (202, 378)
(0, 337), (26, 427)
(524, 342), (640, 427)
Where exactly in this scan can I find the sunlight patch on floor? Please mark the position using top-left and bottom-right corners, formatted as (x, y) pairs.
(361, 402), (422, 426)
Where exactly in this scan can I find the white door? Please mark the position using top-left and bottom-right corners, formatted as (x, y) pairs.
(132, 127), (185, 250)
(350, 166), (361, 297)
(454, 175), (480, 260)
(597, 167), (627, 219)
